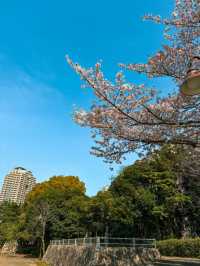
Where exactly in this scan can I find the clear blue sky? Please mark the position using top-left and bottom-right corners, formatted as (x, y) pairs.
(0, 0), (174, 195)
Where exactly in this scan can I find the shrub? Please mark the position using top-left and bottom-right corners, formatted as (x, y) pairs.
(0, 240), (4, 248)
(157, 238), (200, 258)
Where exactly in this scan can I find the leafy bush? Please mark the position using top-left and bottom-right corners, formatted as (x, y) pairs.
(157, 238), (200, 258)
(0, 240), (4, 248)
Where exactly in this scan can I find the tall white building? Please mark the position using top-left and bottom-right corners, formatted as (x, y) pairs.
(0, 167), (36, 205)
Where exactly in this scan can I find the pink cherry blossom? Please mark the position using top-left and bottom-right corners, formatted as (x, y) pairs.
(67, 0), (200, 164)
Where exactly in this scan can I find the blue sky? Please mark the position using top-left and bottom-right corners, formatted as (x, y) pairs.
(0, 0), (174, 195)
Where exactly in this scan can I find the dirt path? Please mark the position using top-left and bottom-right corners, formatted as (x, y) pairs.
(0, 256), (37, 266)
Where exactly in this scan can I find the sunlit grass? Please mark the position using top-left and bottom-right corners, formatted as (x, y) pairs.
(36, 261), (50, 266)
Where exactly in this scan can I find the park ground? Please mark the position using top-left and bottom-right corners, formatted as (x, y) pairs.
(1, 255), (200, 266)
(0, 256), (38, 266)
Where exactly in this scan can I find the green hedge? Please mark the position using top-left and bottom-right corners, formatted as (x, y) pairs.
(157, 238), (200, 258)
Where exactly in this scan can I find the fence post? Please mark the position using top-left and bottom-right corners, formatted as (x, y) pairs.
(75, 239), (77, 246)
(132, 238), (135, 248)
(154, 239), (156, 249)
(96, 237), (100, 250)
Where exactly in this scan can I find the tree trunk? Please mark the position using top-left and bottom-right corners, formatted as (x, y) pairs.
(41, 221), (46, 257)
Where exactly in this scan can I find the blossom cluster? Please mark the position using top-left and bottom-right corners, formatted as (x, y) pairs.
(67, 0), (200, 164)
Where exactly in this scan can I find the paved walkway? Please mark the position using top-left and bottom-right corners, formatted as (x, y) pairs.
(162, 256), (200, 263)
(0, 256), (37, 266)
(156, 256), (200, 265)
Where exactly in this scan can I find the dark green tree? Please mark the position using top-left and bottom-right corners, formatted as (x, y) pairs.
(0, 202), (21, 243)
(109, 145), (194, 239)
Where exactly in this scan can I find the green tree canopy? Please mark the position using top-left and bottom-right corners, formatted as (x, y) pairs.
(18, 175), (89, 256)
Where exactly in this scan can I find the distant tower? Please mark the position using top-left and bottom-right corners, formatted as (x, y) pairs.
(0, 167), (36, 205)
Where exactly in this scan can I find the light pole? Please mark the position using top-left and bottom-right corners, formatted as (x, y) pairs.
(180, 56), (200, 96)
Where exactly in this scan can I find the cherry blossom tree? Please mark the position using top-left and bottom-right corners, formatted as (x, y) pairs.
(67, 0), (200, 164)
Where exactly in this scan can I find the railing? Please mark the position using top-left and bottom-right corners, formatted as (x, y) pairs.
(50, 237), (156, 249)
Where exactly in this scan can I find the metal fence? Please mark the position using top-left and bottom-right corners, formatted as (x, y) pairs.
(50, 237), (156, 249)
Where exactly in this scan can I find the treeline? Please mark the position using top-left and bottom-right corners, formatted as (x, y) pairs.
(0, 145), (200, 256)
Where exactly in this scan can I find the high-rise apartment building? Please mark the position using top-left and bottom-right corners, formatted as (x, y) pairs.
(0, 167), (36, 204)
